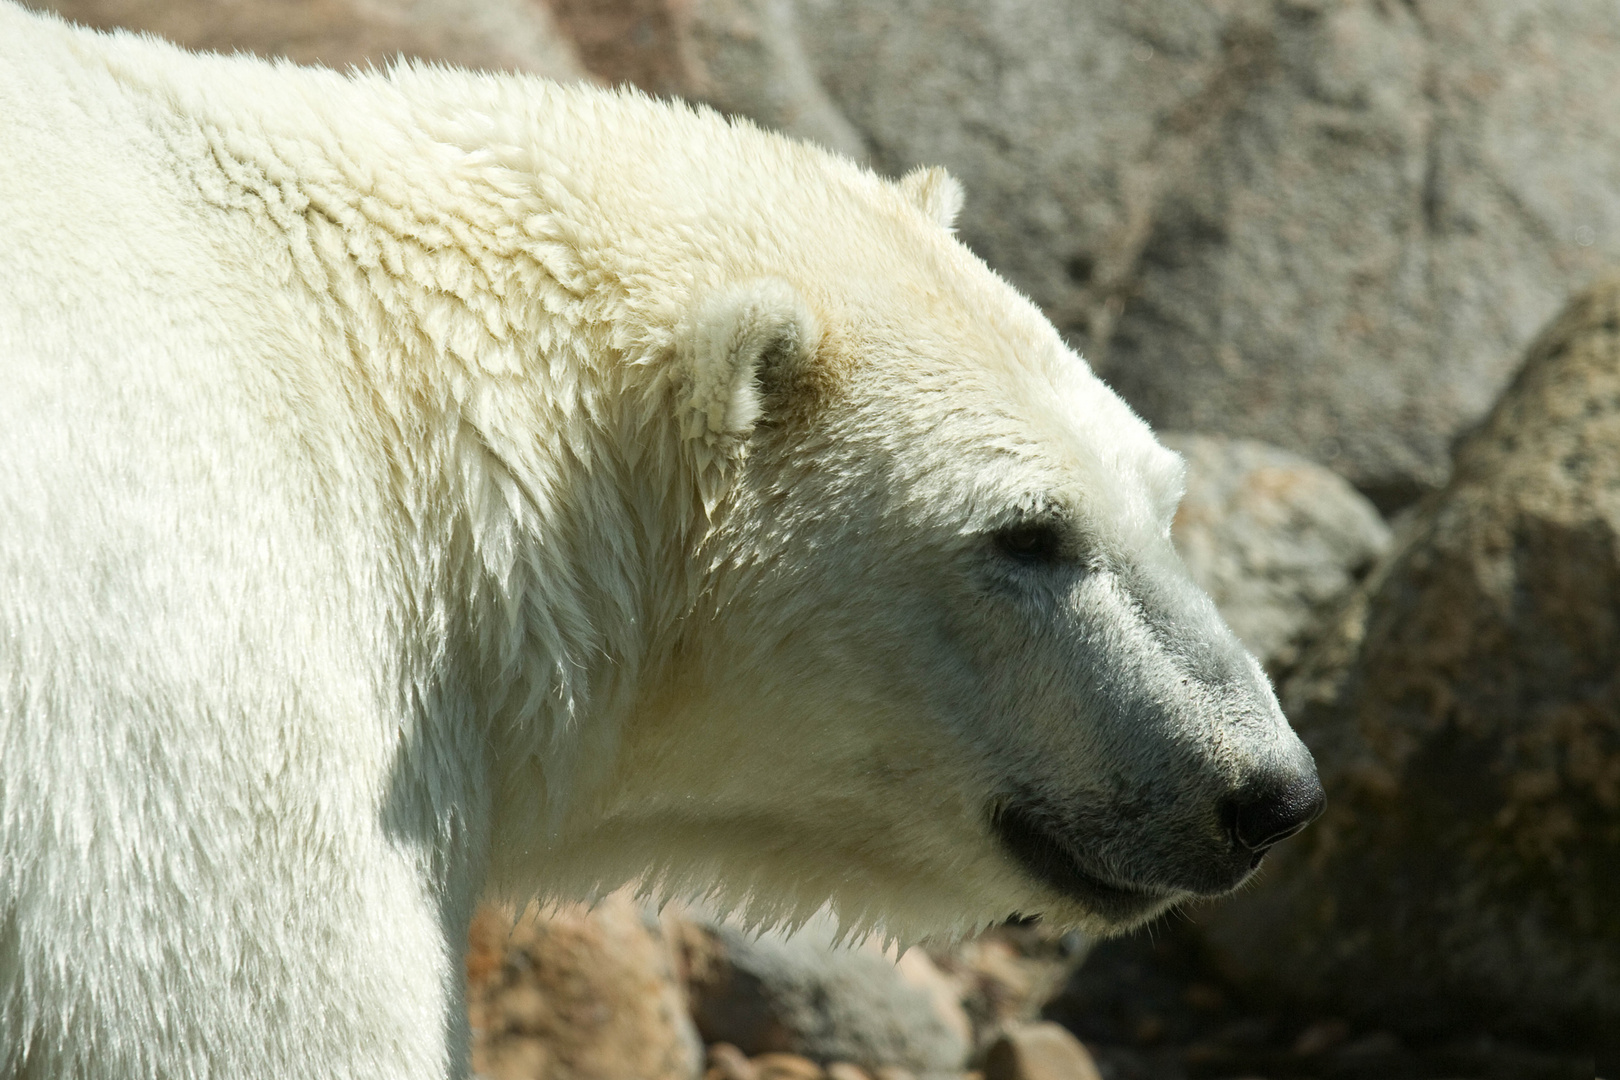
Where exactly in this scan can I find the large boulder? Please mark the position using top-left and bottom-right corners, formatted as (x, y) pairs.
(543, 0), (866, 161)
(546, 0), (1620, 507)
(27, 0), (586, 77)
(1194, 275), (1620, 1049)
(1163, 433), (1389, 673)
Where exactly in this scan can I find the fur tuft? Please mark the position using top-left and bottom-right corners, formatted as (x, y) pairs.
(898, 165), (965, 231)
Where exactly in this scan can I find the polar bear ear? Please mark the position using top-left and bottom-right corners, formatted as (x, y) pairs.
(678, 279), (818, 447)
(899, 165), (965, 232)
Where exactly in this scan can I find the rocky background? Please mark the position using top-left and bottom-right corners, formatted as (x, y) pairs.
(25, 0), (1617, 1076)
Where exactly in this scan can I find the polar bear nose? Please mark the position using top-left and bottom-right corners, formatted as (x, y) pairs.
(1221, 773), (1326, 852)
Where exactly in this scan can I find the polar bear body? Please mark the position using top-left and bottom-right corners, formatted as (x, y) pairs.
(0, 6), (1320, 1078)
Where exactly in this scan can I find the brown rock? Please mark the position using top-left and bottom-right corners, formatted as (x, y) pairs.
(542, 0), (867, 160)
(27, 0), (586, 77)
(467, 893), (703, 1080)
(542, 0), (686, 94)
(983, 1023), (1103, 1080)
(751, 1052), (825, 1080)
(1195, 275), (1620, 1043)
(822, 1065), (872, 1080)
(706, 1043), (759, 1080)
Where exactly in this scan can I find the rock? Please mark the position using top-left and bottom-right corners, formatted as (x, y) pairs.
(467, 893), (704, 1080)
(926, 921), (1089, 1053)
(27, 0), (586, 77)
(983, 1023), (1104, 1080)
(1162, 433), (1390, 673)
(1194, 275), (1620, 1045)
(751, 1053), (826, 1080)
(894, 948), (974, 1052)
(544, 0), (866, 161)
(706, 1043), (760, 1080)
(672, 909), (970, 1077)
(546, 0), (1620, 506)
(540, 0), (686, 95)
(822, 1065), (872, 1080)
(1041, 921), (1237, 1056)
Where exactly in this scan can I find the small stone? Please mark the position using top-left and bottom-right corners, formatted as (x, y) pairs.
(707, 1043), (760, 1080)
(983, 1023), (1103, 1080)
(1181, 983), (1227, 1014)
(869, 1068), (915, 1080)
(1292, 1019), (1350, 1057)
(751, 1052), (824, 1080)
(930, 922), (1088, 1036)
(823, 1064), (871, 1080)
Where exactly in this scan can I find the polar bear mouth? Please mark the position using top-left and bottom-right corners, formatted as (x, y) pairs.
(992, 800), (1173, 923)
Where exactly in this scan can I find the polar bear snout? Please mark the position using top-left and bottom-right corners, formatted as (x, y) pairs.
(991, 745), (1323, 926)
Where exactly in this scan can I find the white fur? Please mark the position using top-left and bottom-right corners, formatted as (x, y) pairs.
(0, 5), (1314, 1078)
(899, 165), (965, 231)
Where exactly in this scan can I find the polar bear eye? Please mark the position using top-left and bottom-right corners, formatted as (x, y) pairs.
(990, 520), (1066, 565)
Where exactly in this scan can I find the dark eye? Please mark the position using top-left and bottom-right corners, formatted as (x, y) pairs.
(991, 520), (1065, 565)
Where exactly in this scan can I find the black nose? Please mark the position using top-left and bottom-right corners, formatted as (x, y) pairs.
(1222, 774), (1326, 851)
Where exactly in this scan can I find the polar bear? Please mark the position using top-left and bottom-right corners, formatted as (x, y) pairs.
(0, 4), (1322, 1078)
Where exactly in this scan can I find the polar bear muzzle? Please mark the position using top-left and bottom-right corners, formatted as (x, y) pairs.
(992, 759), (1325, 924)
(960, 526), (1325, 928)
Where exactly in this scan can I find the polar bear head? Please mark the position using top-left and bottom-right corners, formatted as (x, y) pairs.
(525, 158), (1322, 941)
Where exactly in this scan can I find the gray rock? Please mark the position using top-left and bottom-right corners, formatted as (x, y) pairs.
(671, 910), (971, 1078)
(1193, 274), (1620, 1044)
(548, 0), (1620, 506)
(1162, 433), (1390, 673)
(30, 0), (587, 77)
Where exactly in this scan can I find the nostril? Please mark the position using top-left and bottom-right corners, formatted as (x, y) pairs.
(1221, 774), (1326, 852)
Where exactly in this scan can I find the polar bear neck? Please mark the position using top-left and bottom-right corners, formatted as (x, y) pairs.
(68, 25), (760, 827)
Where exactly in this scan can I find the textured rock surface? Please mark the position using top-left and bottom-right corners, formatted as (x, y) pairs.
(28, 0), (586, 77)
(1164, 433), (1390, 672)
(1194, 275), (1620, 1046)
(674, 911), (970, 1077)
(550, 0), (1620, 505)
(467, 894), (704, 1080)
(982, 1022), (1104, 1080)
(925, 921), (1089, 1059)
(544, 0), (866, 161)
